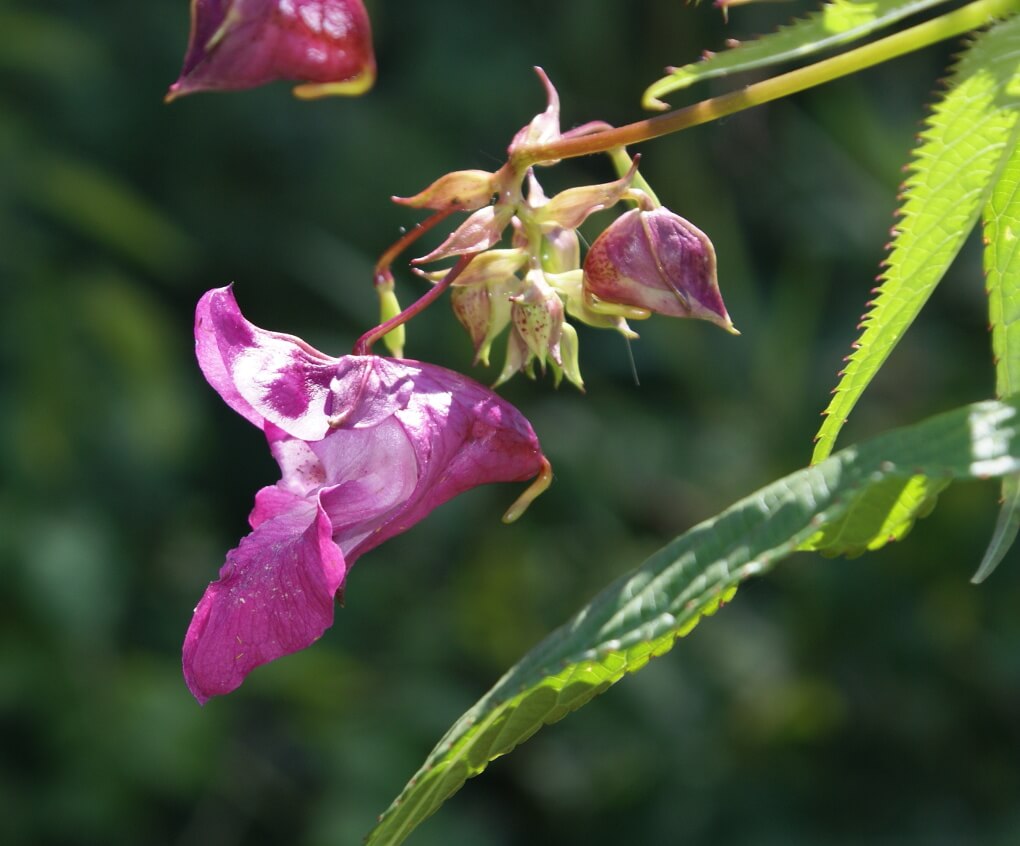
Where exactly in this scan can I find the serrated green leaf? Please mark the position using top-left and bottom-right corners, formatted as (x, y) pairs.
(798, 474), (947, 557)
(367, 397), (1020, 846)
(642, 0), (952, 109)
(976, 137), (1020, 580)
(812, 17), (1020, 464)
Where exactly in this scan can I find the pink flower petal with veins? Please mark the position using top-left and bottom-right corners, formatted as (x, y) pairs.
(167, 0), (376, 101)
(183, 500), (345, 704)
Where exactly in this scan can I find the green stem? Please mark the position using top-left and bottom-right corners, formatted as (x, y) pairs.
(515, 0), (1020, 166)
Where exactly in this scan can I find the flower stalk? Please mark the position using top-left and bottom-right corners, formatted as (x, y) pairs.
(355, 253), (477, 355)
(513, 0), (1020, 168)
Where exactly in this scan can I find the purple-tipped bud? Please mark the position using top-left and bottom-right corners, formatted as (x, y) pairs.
(414, 205), (514, 264)
(393, 169), (499, 212)
(583, 207), (736, 333)
(167, 0), (376, 102)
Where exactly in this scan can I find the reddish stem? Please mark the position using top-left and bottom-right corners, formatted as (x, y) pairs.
(354, 253), (477, 355)
(373, 207), (456, 287)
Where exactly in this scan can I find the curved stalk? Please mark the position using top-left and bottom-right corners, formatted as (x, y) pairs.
(373, 207), (456, 288)
(354, 253), (477, 355)
(515, 0), (1020, 166)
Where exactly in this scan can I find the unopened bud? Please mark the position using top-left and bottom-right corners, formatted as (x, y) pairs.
(377, 282), (405, 358)
(415, 205), (514, 264)
(451, 276), (517, 367)
(534, 159), (637, 232)
(393, 170), (498, 212)
(541, 228), (580, 274)
(418, 249), (527, 288)
(557, 322), (584, 391)
(583, 207), (737, 333)
(511, 269), (564, 368)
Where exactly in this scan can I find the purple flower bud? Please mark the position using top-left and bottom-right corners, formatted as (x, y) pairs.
(167, 0), (376, 101)
(583, 207), (737, 333)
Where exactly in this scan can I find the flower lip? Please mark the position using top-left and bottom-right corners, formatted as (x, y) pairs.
(186, 287), (550, 702)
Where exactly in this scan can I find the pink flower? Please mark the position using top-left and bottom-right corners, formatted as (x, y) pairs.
(186, 287), (549, 703)
(167, 0), (376, 102)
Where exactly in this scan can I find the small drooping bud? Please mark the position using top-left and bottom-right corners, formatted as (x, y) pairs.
(495, 325), (532, 387)
(417, 249), (527, 288)
(376, 279), (405, 358)
(511, 268), (564, 369)
(533, 160), (638, 232)
(451, 275), (518, 367)
(415, 205), (514, 264)
(557, 322), (584, 391)
(393, 169), (499, 212)
(167, 0), (376, 102)
(548, 270), (641, 339)
(583, 207), (737, 333)
(540, 228), (580, 274)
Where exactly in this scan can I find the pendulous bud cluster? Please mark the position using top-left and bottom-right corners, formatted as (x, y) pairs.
(401, 69), (737, 390)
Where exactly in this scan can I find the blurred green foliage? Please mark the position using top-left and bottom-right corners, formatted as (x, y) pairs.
(1, 1), (1018, 844)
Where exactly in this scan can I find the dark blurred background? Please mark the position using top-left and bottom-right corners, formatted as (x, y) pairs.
(2, 1), (1019, 844)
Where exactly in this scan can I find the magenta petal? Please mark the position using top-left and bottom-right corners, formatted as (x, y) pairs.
(343, 359), (545, 560)
(168, 0), (376, 100)
(187, 293), (551, 702)
(196, 287), (339, 440)
(249, 483), (308, 529)
(313, 417), (418, 554)
(183, 501), (346, 704)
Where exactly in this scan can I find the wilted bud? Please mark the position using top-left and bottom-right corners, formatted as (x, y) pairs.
(393, 169), (499, 212)
(583, 207), (737, 333)
(167, 0), (376, 102)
